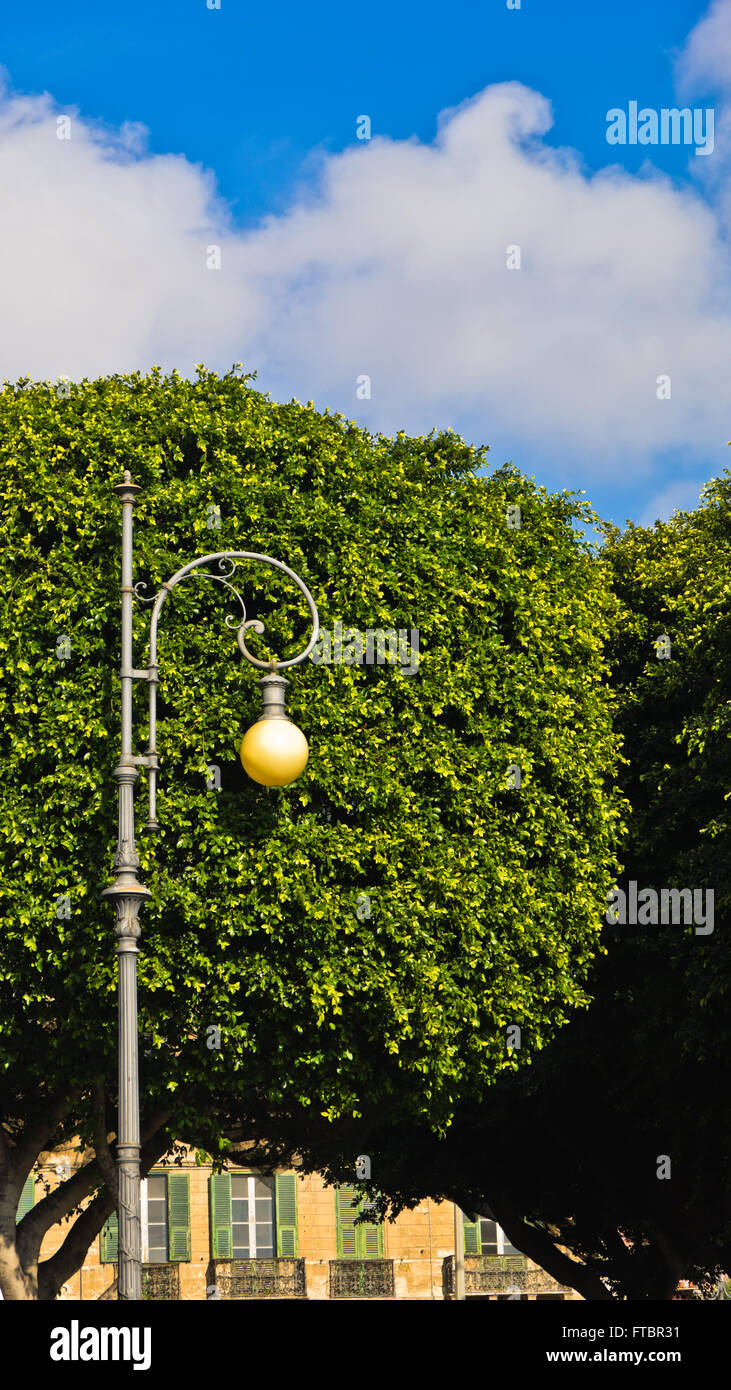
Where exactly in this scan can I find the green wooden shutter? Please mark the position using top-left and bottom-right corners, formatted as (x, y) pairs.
(463, 1212), (481, 1255)
(336, 1185), (360, 1257)
(275, 1173), (298, 1257)
(209, 1173), (232, 1258)
(361, 1218), (383, 1258)
(168, 1173), (191, 1261)
(100, 1211), (119, 1263)
(336, 1185), (384, 1258)
(16, 1175), (35, 1223)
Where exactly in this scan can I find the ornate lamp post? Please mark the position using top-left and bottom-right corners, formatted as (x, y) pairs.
(102, 471), (319, 1300)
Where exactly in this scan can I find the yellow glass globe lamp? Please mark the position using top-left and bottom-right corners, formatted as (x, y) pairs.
(240, 671), (309, 787)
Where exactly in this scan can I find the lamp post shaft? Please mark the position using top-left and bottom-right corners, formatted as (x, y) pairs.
(454, 1203), (466, 1301)
(116, 933), (141, 1300)
(102, 470), (150, 1301)
(101, 474), (319, 1300)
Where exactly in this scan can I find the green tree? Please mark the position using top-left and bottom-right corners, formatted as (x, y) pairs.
(295, 967), (728, 1301)
(0, 367), (622, 1298)
(294, 477), (731, 1300)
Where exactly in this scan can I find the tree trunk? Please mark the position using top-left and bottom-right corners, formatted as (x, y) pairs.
(0, 1234), (38, 1300)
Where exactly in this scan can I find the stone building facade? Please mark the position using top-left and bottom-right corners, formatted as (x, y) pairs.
(19, 1142), (577, 1301)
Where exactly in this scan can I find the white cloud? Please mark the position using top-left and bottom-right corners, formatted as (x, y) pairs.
(676, 0), (731, 231)
(0, 77), (246, 380)
(639, 479), (710, 527)
(676, 0), (731, 94)
(0, 61), (729, 477)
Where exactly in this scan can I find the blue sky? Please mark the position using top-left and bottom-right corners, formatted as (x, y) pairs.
(0, 0), (729, 526)
(0, 1), (706, 213)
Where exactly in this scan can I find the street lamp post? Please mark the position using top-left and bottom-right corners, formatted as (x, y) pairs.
(102, 471), (319, 1300)
(454, 1202), (466, 1301)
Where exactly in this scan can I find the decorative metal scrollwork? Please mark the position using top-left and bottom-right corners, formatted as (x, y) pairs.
(329, 1259), (395, 1299)
(133, 550), (319, 829)
(209, 1258), (307, 1299)
(132, 580), (157, 604)
(145, 551), (319, 672)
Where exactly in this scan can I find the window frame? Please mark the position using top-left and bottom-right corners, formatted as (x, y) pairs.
(100, 1168), (191, 1264)
(335, 1184), (384, 1259)
(479, 1217), (522, 1257)
(141, 1173), (169, 1264)
(229, 1172), (275, 1259)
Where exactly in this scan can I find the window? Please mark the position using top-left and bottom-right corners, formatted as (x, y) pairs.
(462, 1206), (524, 1256)
(335, 1185), (384, 1259)
(210, 1172), (298, 1259)
(100, 1171), (191, 1263)
(143, 1175), (168, 1263)
(231, 1174), (274, 1258)
(478, 1216), (522, 1257)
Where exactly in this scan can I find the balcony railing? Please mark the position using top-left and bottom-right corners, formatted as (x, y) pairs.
(329, 1259), (395, 1299)
(208, 1258), (306, 1299)
(99, 1264), (182, 1301)
(142, 1263), (181, 1301)
(442, 1254), (572, 1299)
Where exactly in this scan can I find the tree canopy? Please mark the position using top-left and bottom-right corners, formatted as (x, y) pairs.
(0, 366), (623, 1297)
(287, 476), (731, 1301)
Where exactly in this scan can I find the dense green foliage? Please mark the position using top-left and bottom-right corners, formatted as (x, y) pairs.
(296, 478), (731, 1300)
(0, 367), (623, 1295)
(601, 479), (731, 1065)
(515, 480), (731, 1295)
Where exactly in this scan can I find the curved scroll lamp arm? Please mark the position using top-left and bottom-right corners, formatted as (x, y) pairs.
(136, 552), (319, 827)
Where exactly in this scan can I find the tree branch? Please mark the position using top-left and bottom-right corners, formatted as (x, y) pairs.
(0, 1122), (10, 1173)
(15, 1158), (102, 1270)
(91, 1082), (118, 1201)
(37, 1120), (173, 1300)
(15, 1103), (174, 1284)
(37, 1185), (117, 1301)
(481, 1196), (616, 1302)
(13, 1090), (77, 1181)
